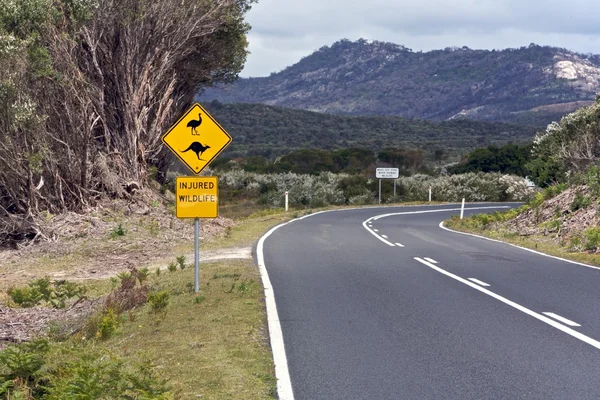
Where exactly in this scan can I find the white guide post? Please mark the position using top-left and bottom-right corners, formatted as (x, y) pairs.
(460, 198), (465, 219)
(285, 191), (289, 212)
(429, 187), (432, 202)
(378, 179), (382, 205)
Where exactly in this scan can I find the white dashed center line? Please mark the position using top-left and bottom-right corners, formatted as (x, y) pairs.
(424, 257), (438, 264)
(468, 278), (490, 287)
(543, 312), (581, 327)
(414, 257), (599, 350)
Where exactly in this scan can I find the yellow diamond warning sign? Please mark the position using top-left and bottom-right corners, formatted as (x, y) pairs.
(162, 103), (232, 174)
(176, 176), (218, 218)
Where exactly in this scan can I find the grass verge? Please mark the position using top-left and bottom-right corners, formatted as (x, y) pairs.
(100, 259), (276, 399)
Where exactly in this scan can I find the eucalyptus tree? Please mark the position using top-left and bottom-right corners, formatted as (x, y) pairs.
(0, 0), (254, 241)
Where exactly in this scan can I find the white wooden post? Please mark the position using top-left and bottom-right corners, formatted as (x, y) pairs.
(460, 198), (465, 219)
(285, 191), (288, 212)
(429, 187), (432, 202)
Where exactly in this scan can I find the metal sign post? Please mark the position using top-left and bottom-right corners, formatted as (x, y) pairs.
(162, 103), (232, 294)
(195, 218), (200, 292)
(376, 168), (399, 205)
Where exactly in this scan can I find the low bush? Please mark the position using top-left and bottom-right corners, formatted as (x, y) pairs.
(218, 169), (535, 208)
(570, 193), (591, 212)
(148, 290), (170, 314)
(7, 278), (86, 309)
(0, 341), (170, 399)
(584, 227), (600, 251)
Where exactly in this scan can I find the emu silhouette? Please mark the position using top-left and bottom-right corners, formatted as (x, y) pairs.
(186, 113), (202, 135)
(181, 142), (210, 160)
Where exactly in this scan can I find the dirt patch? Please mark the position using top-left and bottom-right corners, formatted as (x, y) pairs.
(0, 188), (237, 289)
(503, 186), (600, 246)
(0, 299), (101, 348)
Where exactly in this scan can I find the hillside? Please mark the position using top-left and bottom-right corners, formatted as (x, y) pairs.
(201, 39), (600, 124)
(201, 102), (538, 160)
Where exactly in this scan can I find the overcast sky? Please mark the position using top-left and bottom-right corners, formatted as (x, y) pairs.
(240, 0), (600, 77)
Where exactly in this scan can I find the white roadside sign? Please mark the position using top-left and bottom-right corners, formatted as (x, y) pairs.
(376, 168), (399, 179)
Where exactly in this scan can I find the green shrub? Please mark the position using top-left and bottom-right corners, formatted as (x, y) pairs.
(7, 279), (85, 309)
(7, 286), (42, 307)
(529, 191), (545, 208)
(587, 164), (600, 195)
(176, 255), (186, 270)
(45, 351), (170, 400)
(155, 267), (161, 276)
(584, 227), (600, 251)
(0, 339), (49, 381)
(167, 262), (177, 273)
(97, 308), (120, 340)
(570, 193), (591, 212)
(137, 268), (150, 284)
(148, 291), (170, 313)
(0, 341), (170, 399)
(110, 223), (126, 238)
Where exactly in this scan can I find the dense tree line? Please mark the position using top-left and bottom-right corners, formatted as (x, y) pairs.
(0, 0), (254, 241)
(212, 147), (428, 176)
(448, 143), (533, 177)
(201, 102), (537, 161)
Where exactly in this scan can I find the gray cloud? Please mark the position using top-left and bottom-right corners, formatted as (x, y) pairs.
(241, 0), (600, 77)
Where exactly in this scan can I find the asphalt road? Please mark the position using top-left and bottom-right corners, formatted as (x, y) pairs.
(261, 203), (600, 399)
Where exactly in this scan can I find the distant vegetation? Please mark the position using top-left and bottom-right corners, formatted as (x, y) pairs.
(212, 147), (429, 176)
(448, 143), (534, 177)
(201, 39), (600, 123)
(201, 102), (538, 161)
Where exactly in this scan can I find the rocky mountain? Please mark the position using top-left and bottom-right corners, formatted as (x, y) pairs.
(200, 39), (600, 124)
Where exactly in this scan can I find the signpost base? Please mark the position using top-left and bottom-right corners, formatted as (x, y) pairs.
(195, 218), (200, 293)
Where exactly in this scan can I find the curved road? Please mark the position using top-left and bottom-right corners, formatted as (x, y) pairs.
(261, 203), (600, 399)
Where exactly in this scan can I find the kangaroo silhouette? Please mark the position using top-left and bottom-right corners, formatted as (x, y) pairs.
(181, 142), (210, 160)
(186, 113), (202, 135)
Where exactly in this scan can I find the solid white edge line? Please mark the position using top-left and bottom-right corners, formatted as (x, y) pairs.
(257, 222), (296, 400)
(395, 243), (405, 247)
(468, 278), (490, 287)
(414, 257), (600, 350)
(382, 235), (388, 238)
(543, 312), (582, 327)
(424, 257), (438, 264)
(439, 221), (600, 272)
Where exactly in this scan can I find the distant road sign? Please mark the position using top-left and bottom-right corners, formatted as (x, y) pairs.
(176, 176), (218, 218)
(162, 103), (232, 175)
(376, 168), (399, 179)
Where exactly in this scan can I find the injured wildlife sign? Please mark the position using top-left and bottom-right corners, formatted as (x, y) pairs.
(162, 103), (232, 175)
(176, 176), (218, 218)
